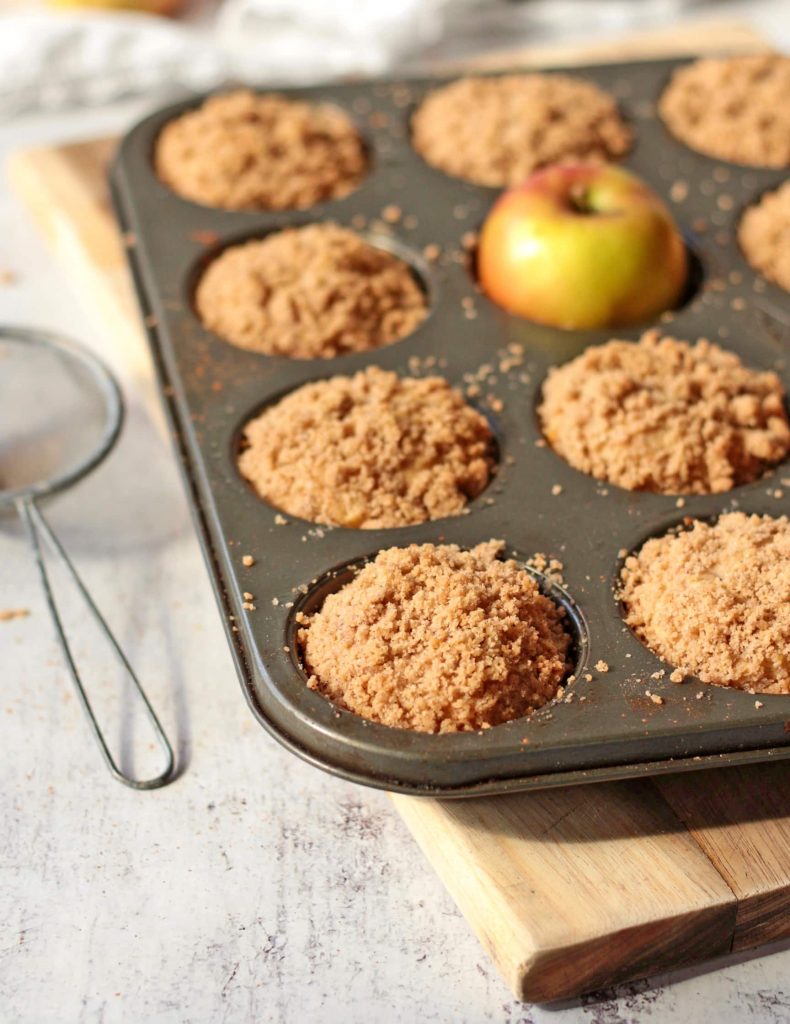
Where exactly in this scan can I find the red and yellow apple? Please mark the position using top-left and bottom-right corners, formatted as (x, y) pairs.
(477, 163), (688, 330)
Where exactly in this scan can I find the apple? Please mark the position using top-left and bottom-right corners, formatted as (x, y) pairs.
(477, 163), (688, 331)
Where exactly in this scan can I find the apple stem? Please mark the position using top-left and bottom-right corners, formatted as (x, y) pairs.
(568, 184), (593, 215)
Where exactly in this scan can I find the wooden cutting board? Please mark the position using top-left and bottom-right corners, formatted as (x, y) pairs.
(8, 20), (790, 1003)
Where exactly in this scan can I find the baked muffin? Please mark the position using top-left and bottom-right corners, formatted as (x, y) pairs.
(155, 89), (367, 209)
(621, 513), (790, 694)
(196, 224), (426, 358)
(298, 540), (572, 732)
(412, 73), (631, 187)
(739, 180), (790, 292)
(239, 367), (495, 528)
(539, 330), (790, 494)
(659, 56), (790, 167)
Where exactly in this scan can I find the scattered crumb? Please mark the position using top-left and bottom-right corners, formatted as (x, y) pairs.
(594, 660), (609, 673)
(188, 229), (220, 246)
(298, 540), (572, 733)
(242, 555), (255, 567)
(381, 204), (401, 223)
(242, 601), (256, 611)
(0, 608), (29, 622)
(551, 484), (563, 496)
(274, 514), (288, 526)
(243, 591), (253, 601)
(755, 700), (764, 709)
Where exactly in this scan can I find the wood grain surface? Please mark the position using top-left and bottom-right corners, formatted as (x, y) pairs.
(7, 19), (790, 1002)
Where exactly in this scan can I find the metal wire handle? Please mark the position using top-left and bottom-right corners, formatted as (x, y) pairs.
(18, 495), (175, 790)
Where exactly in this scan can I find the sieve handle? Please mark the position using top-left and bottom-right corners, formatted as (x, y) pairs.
(18, 496), (175, 790)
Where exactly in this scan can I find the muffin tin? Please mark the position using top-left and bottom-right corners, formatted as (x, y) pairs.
(111, 57), (790, 796)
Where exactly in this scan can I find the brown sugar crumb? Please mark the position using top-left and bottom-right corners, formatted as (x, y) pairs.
(538, 330), (790, 494)
(298, 541), (572, 733)
(196, 224), (427, 359)
(381, 204), (402, 224)
(155, 90), (367, 210)
(659, 56), (790, 167)
(241, 555), (255, 567)
(0, 608), (29, 622)
(739, 181), (790, 293)
(411, 73), (631, 187)
(620, 513), (790, 695)
(188, 229), (219, 246)
(238, 367), (495, 529)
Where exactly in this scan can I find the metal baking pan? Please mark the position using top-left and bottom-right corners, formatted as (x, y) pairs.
(110, 57), (790, 796)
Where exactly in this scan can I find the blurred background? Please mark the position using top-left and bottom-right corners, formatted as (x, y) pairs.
(1, 0), (788, 120)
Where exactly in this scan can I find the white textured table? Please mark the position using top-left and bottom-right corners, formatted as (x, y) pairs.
(3, 31), (790, 1022)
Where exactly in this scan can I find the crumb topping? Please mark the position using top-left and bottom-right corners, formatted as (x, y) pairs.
(155, 89), (367, 210)
(196, 224), (427, 359)
(538, 330), (790, 494)
(739, 180), (790, 293)
(239, 366), (495, 529)
(298, 540), (572, 733)
(659, 56), (790, 167)
(411, 73), (631, 187)
(621, 513), (790, 694)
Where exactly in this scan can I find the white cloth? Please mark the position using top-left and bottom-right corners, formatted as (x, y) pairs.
(0, 1), (455, 117)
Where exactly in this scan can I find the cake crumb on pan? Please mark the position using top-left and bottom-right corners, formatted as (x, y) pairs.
(238, 366), (495, 529)
(155, 89), (367, 210)
(196, 224), (426, 359)
(412, 73), (630, 187)
(739, 180), (790, 293)
(0, 608), (29, 622)
(620, 513), (790, 695)
(298, 540), (572, 733)
(659, 56), (790, 167)
(538, 330), (790, 494)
